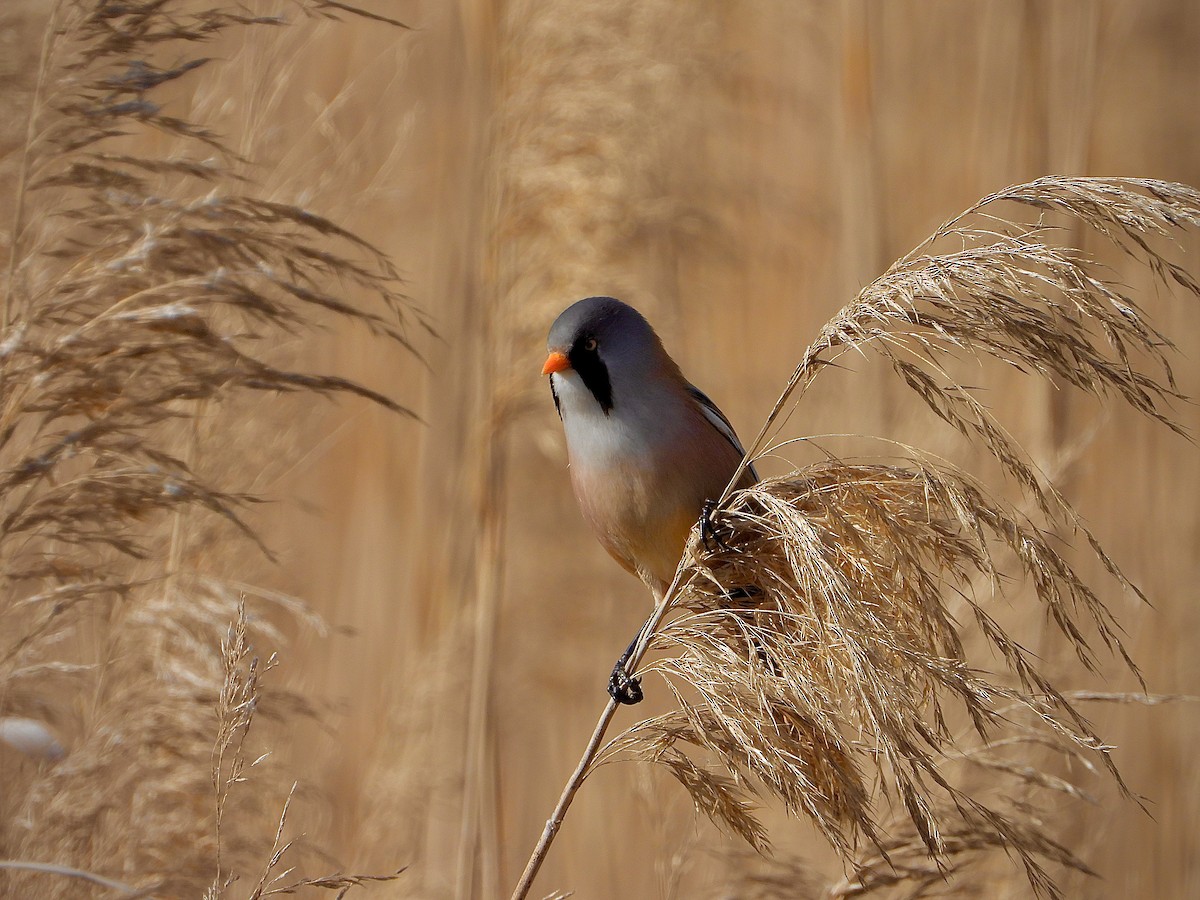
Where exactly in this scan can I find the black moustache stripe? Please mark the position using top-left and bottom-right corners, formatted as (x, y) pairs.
(569, 346), (613, 414)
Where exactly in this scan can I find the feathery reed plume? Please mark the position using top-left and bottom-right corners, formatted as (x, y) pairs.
(0, 1), (417, 894)
(470, 3), (713, 895)
(514, 176), (1199, 899)
(207, 603), (404, 900)
(627, 176), (1199, 891)
(714, 690), (1137, 899)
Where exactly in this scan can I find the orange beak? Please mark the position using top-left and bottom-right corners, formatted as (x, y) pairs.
(542, 350), (571, 376)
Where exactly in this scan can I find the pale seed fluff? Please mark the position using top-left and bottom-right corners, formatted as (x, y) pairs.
(0, 716), (66, 761)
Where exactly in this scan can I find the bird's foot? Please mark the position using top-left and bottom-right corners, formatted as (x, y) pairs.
(700, 500), (732, 553)
(608, 659), (644, 705)
(752, 637), (782, 678)
(719, 589), (781, 677)
(719, 586), (760, 604)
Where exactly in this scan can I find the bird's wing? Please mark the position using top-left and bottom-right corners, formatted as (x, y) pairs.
(686, 384), (759, 482)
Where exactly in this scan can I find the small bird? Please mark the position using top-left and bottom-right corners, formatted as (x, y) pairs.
(542, 296), (757, 703)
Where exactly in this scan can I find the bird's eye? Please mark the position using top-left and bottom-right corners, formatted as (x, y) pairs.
(584, 337), (598, 352)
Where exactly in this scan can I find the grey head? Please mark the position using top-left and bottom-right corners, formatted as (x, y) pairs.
(545, 296), (678, 416)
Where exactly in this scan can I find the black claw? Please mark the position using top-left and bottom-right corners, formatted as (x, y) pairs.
(720, 586), (760, 604)
(718, 587), (780, 677)
(608, 660), (644, 705)
(700, 500), (731, 553)
(753, 638), (782, 678)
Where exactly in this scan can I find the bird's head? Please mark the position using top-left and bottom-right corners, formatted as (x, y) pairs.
(542, 296), (678, 416)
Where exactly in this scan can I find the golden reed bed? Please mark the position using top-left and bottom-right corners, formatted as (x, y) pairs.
(0, 3), (1198, 899)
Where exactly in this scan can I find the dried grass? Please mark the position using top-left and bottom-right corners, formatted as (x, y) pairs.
(0, 1), (418, 896)
(4, 2), (1197, 898)
(600, 176), (1200, 898)
(463, 3), (716, 895)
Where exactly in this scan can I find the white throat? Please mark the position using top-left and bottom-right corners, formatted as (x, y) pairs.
(552, 369), (676, 471)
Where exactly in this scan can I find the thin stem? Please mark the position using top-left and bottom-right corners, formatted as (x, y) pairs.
(508, 697), (618, 900)
(508, 559), (691, 900)
(455, 431), (507, 899)
(4, 0), (62, 329)
(0, 859), (149, 896)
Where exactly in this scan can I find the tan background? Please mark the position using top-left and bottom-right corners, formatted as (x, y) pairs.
(3, 1), (1199, 898)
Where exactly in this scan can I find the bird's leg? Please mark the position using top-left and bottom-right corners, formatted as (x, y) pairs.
(700, 505), (779, 675)
(720, 586), (781, 677)
(749, 631), (781, 677)
(699, 499), (731, 553)
(607, 504), (737, 707)
(608, 627), (645, 705)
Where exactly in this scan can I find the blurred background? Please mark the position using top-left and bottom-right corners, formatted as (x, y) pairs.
(2, 1), (1199, 898)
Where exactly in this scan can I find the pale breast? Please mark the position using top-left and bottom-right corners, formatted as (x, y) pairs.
(555, 369), (747, 596)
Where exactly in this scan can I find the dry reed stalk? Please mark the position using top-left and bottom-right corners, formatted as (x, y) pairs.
(0, 859), (149, 896)
(208, 604), (405, 900)
(0, 1), (418, 895)
(513, 175), (1200, 899)
(473, 2), (712, 895)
